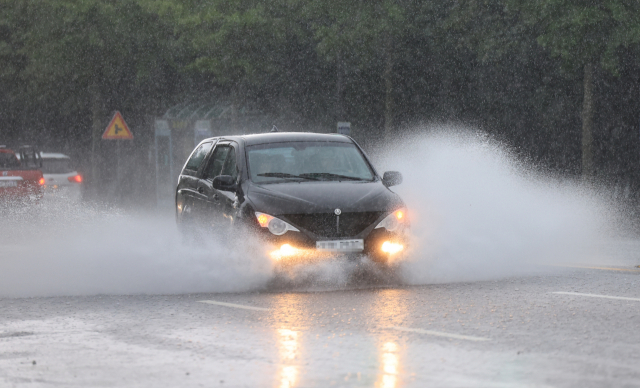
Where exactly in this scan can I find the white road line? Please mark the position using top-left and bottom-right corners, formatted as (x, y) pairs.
(552, 292), (640, 302)
(198, 300), (269, 311)
(386, 326), (490, 342)
(543, 264), (640, 273)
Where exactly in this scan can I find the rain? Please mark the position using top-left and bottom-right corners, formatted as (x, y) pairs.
(2, 1), (640, 387)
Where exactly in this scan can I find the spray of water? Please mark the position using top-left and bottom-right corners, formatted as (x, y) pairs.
(377, 127), (624, 284)
(0, 126), (628, 297)
(0, 200), (273, 297)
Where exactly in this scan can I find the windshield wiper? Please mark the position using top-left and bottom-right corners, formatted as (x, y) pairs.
(299, 173), (364, 181)
(257, 172), (319, 180)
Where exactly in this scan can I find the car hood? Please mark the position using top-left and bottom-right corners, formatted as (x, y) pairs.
(247, 180), (403, 215)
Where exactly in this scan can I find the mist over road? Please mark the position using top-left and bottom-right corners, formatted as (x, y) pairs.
(2, 130), (639, 387)
(3, 0), (640, 384)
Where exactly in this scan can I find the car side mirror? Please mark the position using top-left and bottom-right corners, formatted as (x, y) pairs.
(382, 171), (403, 187)
(212, 175), (237, 191)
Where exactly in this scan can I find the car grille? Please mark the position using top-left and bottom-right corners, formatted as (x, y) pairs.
(282, 212), (384, 238)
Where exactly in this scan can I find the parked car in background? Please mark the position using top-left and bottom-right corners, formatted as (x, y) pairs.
(0, 145), (44, 203)
(39, 153), (83, 200)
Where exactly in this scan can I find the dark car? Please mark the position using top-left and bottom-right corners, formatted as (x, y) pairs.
(175, 132), (408, 264)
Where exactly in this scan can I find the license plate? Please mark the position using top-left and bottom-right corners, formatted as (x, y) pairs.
(316, 239), (364, 252)
(0, 181), (18, 188)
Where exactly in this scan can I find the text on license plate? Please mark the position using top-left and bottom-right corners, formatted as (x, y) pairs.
(316, 239), (364, 252)
(0, 181), (18, 188)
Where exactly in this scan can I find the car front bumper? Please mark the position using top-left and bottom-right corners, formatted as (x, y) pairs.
(258, 227), (409, 265)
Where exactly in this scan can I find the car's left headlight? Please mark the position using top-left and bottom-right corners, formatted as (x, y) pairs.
(375, 208), (407, 232)
(255, 212), (300, 236)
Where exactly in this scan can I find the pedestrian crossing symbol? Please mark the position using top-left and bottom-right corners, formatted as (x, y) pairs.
(102, 111), (133, 140)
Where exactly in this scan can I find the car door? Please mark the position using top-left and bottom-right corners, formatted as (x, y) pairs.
(215, 143), (241, 229)
(194, 142), (233, 229)
(176, 140), (214, 227)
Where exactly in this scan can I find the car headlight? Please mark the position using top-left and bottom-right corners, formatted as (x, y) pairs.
(255, 212), (300, 236)
(375, 208), (407, 232)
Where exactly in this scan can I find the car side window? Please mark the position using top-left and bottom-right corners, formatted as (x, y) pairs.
(185, 142), (213, 172)
(203, 145), (231, 179)
(221, 147), (237, 179)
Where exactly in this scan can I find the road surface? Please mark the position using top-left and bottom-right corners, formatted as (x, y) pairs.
(2, 262), (640, 387)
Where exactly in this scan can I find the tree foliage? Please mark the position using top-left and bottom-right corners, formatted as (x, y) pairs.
(510, 0), (640, 72)
(1, 0), (640, 185)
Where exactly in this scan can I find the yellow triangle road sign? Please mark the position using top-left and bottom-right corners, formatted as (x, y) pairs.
(102, 111), (133, 140)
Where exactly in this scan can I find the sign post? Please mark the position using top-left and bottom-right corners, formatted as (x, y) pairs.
(102, 111), (133, 190)
(154, 120), (173, 207)
(337, 122), (351, 136)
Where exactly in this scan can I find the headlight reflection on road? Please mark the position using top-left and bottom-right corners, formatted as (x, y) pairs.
(278, 328), (299, 388)
(378, 341), (400, 388)
(371, 289), (407, 388)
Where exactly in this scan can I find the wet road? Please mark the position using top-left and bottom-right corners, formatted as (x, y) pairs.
(2, 264), (640, 388)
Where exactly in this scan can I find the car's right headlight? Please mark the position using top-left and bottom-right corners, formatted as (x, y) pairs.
(255, 212), (300, 236)
(375, 208), (407, 232)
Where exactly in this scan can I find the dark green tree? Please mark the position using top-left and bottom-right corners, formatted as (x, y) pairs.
(2, 0), (178, 180)
(301, 0), (406, 138)
(512, 0), (640, 178)
(148, 0), (294, 129)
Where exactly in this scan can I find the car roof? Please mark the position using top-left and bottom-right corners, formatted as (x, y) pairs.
(40, 152), (71, 159)
(40, 152), (70, 159)
(16, 152), (70, 160)
(211, 132), (353, 146)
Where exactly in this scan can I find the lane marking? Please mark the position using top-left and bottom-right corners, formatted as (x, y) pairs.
(198, 300), (269, 311)
(547, 264), (640, 272)
(543, 263), (640, 273)
(565, 265), (640, 273)
(386, 326), (490, 342)
(552, 292), (640, 302)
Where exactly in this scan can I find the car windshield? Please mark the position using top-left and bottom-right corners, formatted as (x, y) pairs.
(247, 141), (375, 184)
(42, 158), (73, 174)
(0, 152), (20, 169)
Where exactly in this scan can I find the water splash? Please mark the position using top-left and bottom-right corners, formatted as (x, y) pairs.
(0, 198), (273, 297)
(376, 127), (623, 284)
(0, 127), (628, 297)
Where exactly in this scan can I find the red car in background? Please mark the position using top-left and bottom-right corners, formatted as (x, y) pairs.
(0, 146), (44, 202)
